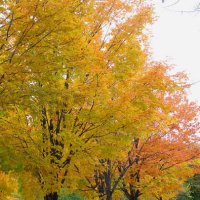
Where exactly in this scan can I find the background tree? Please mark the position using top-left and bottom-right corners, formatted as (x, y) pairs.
(79, 75), (200, 200)
(176, 174), (200, 200)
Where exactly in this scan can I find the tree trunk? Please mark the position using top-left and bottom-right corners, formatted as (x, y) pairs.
(106, 193), (112, 200)
(128, 189), (140, 200)
(44, 192), (58, 200)
(128, 196), (139, 200)
(105, 159), (112, 200)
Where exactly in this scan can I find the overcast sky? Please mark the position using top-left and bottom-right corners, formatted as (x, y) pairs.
(150, 0), (200, 103)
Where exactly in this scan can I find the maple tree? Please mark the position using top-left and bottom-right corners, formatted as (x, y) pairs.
(79, 74), (200, 200)
(0, 0), (199, 200)
(121, 90), (200, 200)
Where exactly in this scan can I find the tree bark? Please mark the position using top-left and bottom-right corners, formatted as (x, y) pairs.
(106, 196), (112, 200)
(106, 192), (112, 200)
(128, 194), (139, 200)
(44, 192), (58, 200)
(124, 188), (140, 200)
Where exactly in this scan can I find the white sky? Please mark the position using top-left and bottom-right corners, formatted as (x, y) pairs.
(150, 0), (200, 103)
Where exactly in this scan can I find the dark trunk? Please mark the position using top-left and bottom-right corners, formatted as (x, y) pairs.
(44, 192), (58, 200)
(134, 189), (140, 200)
(122, 183), (141, 200)
(105, 159), (112, 200)
(106, 192), (112, 200)
(125, 189), (140, 200)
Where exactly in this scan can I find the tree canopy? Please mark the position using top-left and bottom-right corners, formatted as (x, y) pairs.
(0, 0), (199, 200)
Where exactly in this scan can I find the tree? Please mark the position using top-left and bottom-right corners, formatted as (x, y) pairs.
(80, 75), (200, 200)
(0, 0), (153, 199)
(0, 1), (199, 200)
(176, 174), (200, 200)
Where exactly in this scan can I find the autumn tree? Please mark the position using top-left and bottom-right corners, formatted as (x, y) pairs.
(0, 0), (199, 200)
(0, 0), (153, 199)
(80, 71), (200, 200)
(121, 90), (200, 200)
(0, 0), (108, 199)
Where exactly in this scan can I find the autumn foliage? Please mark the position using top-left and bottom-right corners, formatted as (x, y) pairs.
(0, 0), (199, 200)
